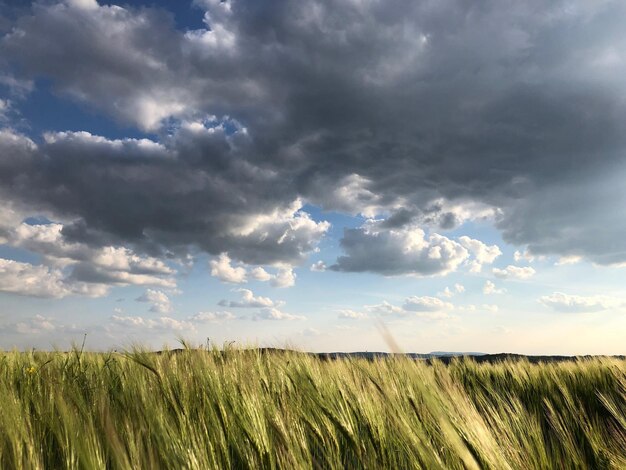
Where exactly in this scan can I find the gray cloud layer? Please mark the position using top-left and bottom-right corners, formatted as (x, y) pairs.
(0, 126), (327, 267)
(2, 0), (626, 275)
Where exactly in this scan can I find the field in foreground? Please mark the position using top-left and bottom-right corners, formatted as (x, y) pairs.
(0, 348), (625, 469)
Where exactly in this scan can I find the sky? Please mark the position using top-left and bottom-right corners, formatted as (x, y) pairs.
(1, 0), (626, 354)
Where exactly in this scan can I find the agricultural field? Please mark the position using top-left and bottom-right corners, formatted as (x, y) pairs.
(0, 347), (625, 469)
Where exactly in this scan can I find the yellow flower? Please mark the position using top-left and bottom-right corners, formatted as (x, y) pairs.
(26, 366), (36, 375)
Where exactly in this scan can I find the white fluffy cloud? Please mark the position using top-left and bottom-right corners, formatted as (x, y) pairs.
(403, 296), (453, 312)
(331, 219), (502, 277)
(310, 261), (326, 272)
(0, 258), (67, 298)
(365, 301), (406, 316)
(0, 258), (107, 298)
(210, 253), (298, 288)
(459, 236), (502, 273)
(251, 307), (304, 321)
(0, 220), (177, 298)
(364, 296), (452, 319)
(331, 220), (470, 276)
(337, 309), (368, 320)
(136, 289), (172, 314)
(555, 256), (582, 266)
(269, 267), (296, 288)
(210, 253), (247, 284)
(251, 266), (297, 286)
(539, 292), (622, 313)
(311, 174), (405, 218)
(189, 311), (235, 322)
(249, 267), (272, 281)
(224, 199), (330, 266)
(439, 283), (465, 298)
(483, 280), (505, 295)
(218, 288), (283, 308)
(110, 315), (194, 331)
(514, 249), (536, 263)
(493, 265), (536, 280)
(65, 0), (99, 12)
(109, 307), (237, 333)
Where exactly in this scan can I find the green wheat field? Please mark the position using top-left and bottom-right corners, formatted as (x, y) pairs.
(1, 346), (625, 469)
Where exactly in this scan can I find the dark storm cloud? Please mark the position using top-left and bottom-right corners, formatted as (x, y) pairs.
(0, 126), (328, 266)
(2, 0), (626, 270)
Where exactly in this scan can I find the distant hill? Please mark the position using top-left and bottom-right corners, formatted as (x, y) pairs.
(156, 348), (625, 364)
(309, 351), (626, 364)
(428, 351), (486, 357)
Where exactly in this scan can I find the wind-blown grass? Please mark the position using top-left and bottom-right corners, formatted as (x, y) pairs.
(0, 346), (624, 469)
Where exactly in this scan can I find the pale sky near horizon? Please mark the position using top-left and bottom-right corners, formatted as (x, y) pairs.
(1, 0), (626, 354)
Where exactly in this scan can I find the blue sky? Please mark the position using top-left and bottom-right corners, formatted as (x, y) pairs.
(1, 0), (626, 354)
